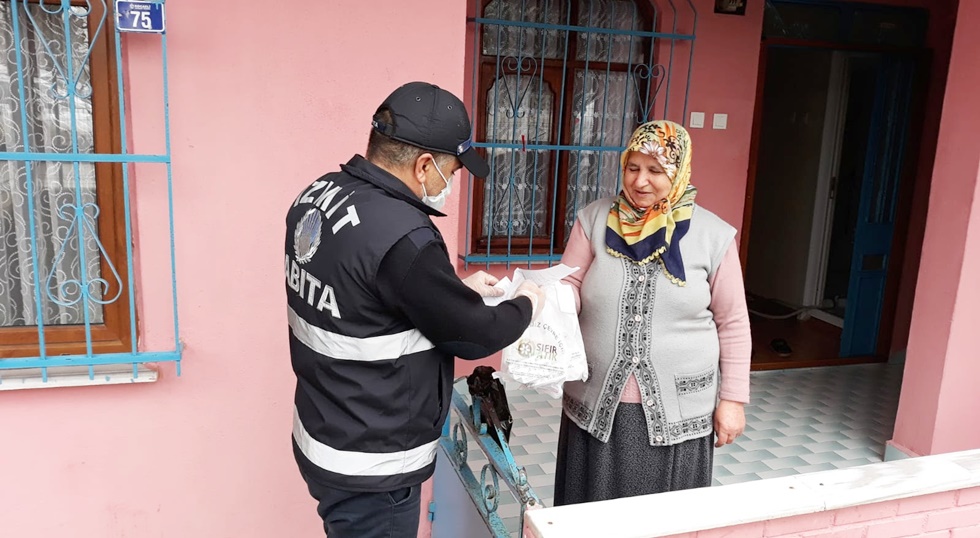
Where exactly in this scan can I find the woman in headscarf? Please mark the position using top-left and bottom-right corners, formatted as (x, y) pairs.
(555, 120), (751, 504)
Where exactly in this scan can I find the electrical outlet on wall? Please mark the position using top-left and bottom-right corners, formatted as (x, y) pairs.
(690, 112), (705, 128)
(712, 113), (728, 130)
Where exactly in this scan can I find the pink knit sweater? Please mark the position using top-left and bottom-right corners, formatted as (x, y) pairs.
(561, 221), (751, 404)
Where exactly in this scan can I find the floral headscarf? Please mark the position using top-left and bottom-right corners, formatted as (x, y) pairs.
(605, 120), (697, 285)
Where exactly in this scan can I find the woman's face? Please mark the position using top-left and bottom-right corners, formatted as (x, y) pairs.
(622, 151), (672, 210)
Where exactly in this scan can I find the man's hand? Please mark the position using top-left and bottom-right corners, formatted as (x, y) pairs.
(462, 271), (504, 298)
(714, 399), (745, 448)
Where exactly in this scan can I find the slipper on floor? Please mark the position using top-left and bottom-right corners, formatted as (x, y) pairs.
(770, 338), (793, 357)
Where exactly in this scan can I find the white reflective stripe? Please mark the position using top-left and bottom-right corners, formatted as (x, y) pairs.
(287, 307), (434, 361)
(292, 408), (438, 476)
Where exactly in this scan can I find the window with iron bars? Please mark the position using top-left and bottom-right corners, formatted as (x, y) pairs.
(0, 0), (180, 377)
(465, 0), (696, 265)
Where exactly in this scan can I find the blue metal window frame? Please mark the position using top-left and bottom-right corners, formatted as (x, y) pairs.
(0, 0), (180, 380)
(463, 0), (697, 269)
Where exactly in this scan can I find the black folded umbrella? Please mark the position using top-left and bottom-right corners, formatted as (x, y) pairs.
(466, 366), (514, 447)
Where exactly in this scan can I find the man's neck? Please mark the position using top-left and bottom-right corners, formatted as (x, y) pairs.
(370, 158), (422, 197)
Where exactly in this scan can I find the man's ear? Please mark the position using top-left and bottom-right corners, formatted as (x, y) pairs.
(414, 153), (434, 184)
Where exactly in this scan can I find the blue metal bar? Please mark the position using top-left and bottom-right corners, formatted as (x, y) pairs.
(0, 351), (182, 371)
(569, 1), (596, 240)
(463, 253), (562, 264)
(593, 1), (625, 211)
(547, 2), (573, 262)
(615, 5), (638, 198)
(643, 17), (656, 122)
(60, 1), (96, 359)
(503, 0), (531, 266)
(682, 0), (697, 121)
(464, 10), (481, 272)
(527, 0), (551, 266)
(473, 17), (694, 40)
(0, 152), (169, 163)
(663, 0), (679, 118)
(10, 0), (50, 381)
(161, 23), (183, 376)
(474, 141), (624, 151)
(70, 3), (108, 101)
(486, 17), (505, 264)
(113, 3), (139, 376)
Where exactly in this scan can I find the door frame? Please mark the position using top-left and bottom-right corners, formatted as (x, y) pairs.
(741, 38), (929, 360)
(803, 50), (850, 325)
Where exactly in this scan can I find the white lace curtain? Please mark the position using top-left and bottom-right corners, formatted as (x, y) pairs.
(0, 2), (104, 327)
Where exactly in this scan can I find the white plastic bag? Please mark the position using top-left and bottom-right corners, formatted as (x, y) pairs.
(499, 282), (588, 398)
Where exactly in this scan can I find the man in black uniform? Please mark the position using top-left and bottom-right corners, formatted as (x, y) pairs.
(284, 81), (544, 538)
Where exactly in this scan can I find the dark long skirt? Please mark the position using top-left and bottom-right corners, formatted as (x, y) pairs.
(553, 403), (713, 506)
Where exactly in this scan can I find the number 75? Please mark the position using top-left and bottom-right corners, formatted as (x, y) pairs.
(130, 11), (152, 29)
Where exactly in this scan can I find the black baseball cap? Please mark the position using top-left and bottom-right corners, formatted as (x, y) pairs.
(372, 82), (490, 178)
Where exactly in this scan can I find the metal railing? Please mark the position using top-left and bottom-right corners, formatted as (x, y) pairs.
(439, 377), (544, 537)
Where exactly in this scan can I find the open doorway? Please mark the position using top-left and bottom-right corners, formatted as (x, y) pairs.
(743, 43), (921, 368)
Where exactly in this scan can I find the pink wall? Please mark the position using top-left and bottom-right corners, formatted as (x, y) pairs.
(894, 0), (980, 456)
(680, 0), (764, 231)
(658, 487), (980, 538)
(0, 1), (465, 536)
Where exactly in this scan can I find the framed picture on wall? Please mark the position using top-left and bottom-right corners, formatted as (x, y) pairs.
(715, 0), (747, 15)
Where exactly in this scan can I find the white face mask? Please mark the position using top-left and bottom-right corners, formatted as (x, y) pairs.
(421, 159), (453, 211)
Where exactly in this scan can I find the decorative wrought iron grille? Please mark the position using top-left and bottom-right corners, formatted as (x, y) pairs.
(464, 0), (697, 267)
(439, 378), (545, 537)
(0, 0), (179, 380)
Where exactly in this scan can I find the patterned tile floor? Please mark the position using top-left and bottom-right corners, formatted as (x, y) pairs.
(448, 362), (903, 536)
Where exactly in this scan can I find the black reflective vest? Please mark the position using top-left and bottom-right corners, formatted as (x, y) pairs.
(285, 155), (452, 492)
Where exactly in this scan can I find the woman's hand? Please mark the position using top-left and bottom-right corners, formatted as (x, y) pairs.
(714, 399), (745, 448)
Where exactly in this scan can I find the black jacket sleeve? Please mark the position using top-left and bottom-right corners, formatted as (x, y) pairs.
(377, 228), (532, 360)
